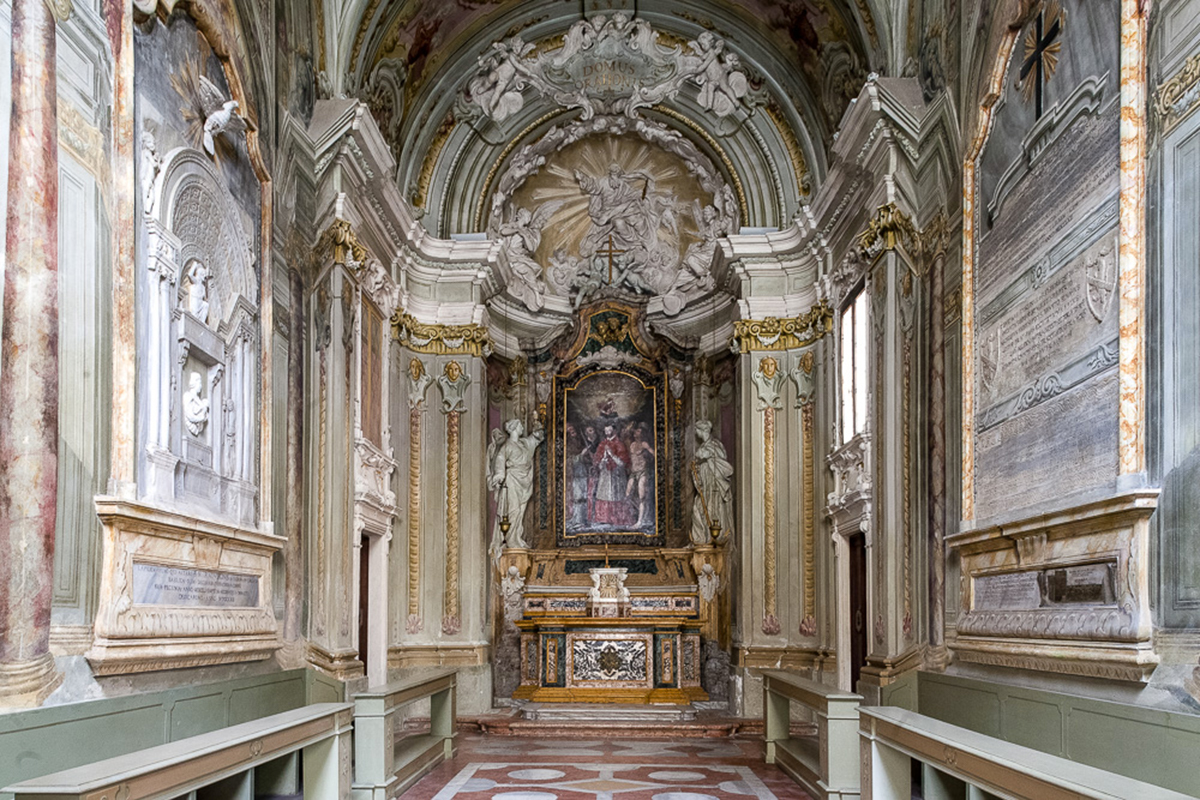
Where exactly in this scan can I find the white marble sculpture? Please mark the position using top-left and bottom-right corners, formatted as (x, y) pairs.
(487, 418), (545, 552)
(182, 371), (210, 438)
(140, 125), (161, 214)
(691, 420), (734, 545)
(184, 260), (210, 322)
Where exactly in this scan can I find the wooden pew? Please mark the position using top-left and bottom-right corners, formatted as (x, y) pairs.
(3, 702), (354, 800)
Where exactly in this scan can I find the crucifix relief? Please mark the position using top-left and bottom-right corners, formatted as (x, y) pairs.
(1018, 3), (1065, 119)
(595, 234), (627, 285)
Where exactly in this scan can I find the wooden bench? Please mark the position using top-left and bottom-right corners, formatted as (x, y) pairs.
(762, 670), (862, 800)
(859, 706), (1196, 800)
(2, 702), (354, 800)
(351, 670), (457, 800)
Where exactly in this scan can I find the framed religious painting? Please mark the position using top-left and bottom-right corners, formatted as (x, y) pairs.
(554, 365), (667, 546)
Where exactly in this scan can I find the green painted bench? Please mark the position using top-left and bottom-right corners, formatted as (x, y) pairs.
(762, 669), (862, 800)
(2, 702), (354, 800)
(860, 705), (1196, 800)
(351, 670), (457, 800)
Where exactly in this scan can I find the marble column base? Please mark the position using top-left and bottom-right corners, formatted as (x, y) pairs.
(0, 652), (61, 707)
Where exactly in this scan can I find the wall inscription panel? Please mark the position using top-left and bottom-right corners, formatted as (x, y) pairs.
(132, 563), (259, 608)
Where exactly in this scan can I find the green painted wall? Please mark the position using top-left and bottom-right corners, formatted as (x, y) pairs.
(0, 669), (317, 797)
(911, 671), (1200, 797)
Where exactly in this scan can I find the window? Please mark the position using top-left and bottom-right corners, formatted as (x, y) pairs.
(361, 300), (383, 447)
(840, 287), (869, 443)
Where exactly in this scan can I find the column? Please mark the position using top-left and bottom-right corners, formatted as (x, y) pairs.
(284, 267), (304, 642)
(0, 0), (62, 705)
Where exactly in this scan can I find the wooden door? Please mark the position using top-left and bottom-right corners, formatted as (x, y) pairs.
(849, 533), (867, 692)
(358, 534), (370, 671)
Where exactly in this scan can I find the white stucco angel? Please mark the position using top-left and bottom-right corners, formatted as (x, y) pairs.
(488, 418), (545, 553)
(468, 37), (535, 122)
(688, 32), (750, 117)
(497, 202), (562, 311)
(691, 419), (734, 545)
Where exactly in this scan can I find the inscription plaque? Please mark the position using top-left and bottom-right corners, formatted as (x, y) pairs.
(132, 563), (260, 608)
(1046, 562), (1116, 605)
(974, 561), (1118, 611)
(973, 571), (1042, 611)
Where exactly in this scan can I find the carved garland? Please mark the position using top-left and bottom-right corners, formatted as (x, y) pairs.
(444, 407), (461, 634)
(732, 301), (833, 354)
(902, 325), (914, 641)
(859, 202), (919, 258)
(759, 357), (781, 636)
(798, 350), (817, 637)
(393, 313), (491, 357)
(406, 358), (427, 635)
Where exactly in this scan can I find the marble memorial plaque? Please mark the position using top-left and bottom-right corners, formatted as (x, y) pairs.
(132, 562), (260, 608)
(973, 571), (1043, 611)
(1045, 562), (1116, 605)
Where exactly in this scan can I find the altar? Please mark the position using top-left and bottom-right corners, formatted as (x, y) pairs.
(510, 548), (708, 704)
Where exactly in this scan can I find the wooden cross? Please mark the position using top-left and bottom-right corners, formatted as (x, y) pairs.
(1019, 8), (1062, 119)
(595, 234), (626, 284)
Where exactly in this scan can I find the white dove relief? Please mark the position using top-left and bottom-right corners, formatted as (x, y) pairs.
(198, 75), (247, 156)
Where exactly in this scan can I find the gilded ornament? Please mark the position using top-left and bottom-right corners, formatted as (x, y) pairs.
(732, 301), (833, 354)
(393, 312), (491, 357)
(858, 202), (918, 257)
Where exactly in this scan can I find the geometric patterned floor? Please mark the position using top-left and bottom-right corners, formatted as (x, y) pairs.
(399, 734), (815, 800)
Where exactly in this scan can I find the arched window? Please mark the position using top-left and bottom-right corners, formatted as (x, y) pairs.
(839, 285), (869, 444)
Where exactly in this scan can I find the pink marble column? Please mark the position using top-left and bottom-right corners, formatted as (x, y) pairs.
(0, 0), (62, 705)
(284, 267), (305, 643)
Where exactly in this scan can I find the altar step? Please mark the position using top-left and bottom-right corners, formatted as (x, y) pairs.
(522, 702), (698, 722)
(472, 702), (771, 738)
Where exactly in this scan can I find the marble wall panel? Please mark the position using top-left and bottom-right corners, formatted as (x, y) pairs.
(972, 0), (1123, 524)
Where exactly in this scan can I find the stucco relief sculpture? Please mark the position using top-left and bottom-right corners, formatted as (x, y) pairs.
(496, 203), (561, 311)
(195, 75), (247, 156)
(691, 420), (733, 545)
(697, 562), (721, 602)
(491, 116), (738, 317)
(488, 418), (545, 554)
(461, 15), (757, 123)
(182, 371), (210, 438)
(752, 355), (786, 410)
(436, 360), (471, 413)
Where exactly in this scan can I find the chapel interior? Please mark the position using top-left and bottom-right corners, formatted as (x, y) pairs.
(0, 0), (1198, 798)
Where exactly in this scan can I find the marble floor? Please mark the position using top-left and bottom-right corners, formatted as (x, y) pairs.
(399, 734), (815, 800)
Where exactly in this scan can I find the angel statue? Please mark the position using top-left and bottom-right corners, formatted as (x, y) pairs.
(497, 202), (562, 312)
(197, 75), (247, 156)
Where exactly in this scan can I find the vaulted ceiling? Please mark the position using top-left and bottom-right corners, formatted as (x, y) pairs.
(315, 1), (907, 234)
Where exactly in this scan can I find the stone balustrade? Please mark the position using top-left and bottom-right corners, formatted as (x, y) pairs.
(2, 702), (354, 799)
(352, 669), (458, 799)
(859, 705), (1195, 799)
(762, 669), (862, 800)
